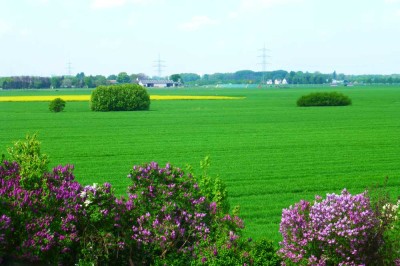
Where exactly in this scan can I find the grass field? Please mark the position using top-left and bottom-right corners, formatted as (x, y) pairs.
(1, 86), (400, 242)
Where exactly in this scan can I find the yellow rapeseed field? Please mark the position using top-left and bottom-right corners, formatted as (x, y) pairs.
(0, 95), (245, 102)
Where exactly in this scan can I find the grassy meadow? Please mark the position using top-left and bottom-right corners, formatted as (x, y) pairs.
(1, 86), (400, 242)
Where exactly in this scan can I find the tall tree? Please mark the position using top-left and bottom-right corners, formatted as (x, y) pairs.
(116, 72), (131, 83)
(107, 74), (117, 80)
(170, 74), (182, 82)
(332, 71), (337, 80)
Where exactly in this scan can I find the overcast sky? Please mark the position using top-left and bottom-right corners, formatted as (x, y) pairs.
(0, 0), (399, 77)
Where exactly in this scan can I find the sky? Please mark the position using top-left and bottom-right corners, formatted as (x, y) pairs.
(0, 0), (399, 77)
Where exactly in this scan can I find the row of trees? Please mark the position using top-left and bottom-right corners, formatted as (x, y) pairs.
(179, 70), (400, 86)
(1, 70), (400, 89)
(0, 72), (150, 90)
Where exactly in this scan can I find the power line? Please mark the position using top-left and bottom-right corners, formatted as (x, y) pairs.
(153, 54), (166, 78)
(258, 44), (271, 85)
(66, 61), (73, 77)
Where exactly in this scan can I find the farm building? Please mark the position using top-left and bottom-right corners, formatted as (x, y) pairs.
(138, 79), (181, 88)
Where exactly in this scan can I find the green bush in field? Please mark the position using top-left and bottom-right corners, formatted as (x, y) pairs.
(297, 92), (351, 107)
(49, 98), (66, 112)
(90, 84), (150, 111)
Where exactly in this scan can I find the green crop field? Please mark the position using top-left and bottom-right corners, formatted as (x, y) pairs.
(1, 86), (400, 242)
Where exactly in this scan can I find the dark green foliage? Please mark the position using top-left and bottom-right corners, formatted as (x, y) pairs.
(249, 239), (281, 266)
(90, 84), (150, 111)
(297, 92), (352, 107)
(49, 97), (66, 112)
(196, 238), (281, 266)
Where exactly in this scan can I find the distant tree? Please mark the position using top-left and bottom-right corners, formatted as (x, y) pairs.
(180, 73), (201, 83)
(137, 73), (149, 80)
(271, 70), (288, 81)
(170, 74), (182, 82)
(94, 75), (107, 87)
(76, 72), (85, 80)
(337, 73), (346, 80)
(287, 71), (296, 84)
(107, 74), (117, 80)
(75, 72), (85, 87)
(234, 70), (257, 83)
(84, 76), (94, 88)
(129, 74), (138, 82)
(61, 78), (72, 88)
(50, 76), (62, 88)
(117, 72), (131, 84)
(332, 71), (337, 80)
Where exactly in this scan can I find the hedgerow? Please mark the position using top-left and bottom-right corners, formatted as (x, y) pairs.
(297, 92), (351, 107)
(90, 84), (150, 111)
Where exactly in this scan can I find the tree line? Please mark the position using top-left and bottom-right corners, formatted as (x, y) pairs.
(180, 70), (400, 86)
(0, 72), (149, 90)
(1, 70), (400, 89)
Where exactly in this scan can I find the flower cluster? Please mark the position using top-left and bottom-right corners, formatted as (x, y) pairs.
(125, 162), (214, 262)
(380, 200), (400, 227)
(0, 161), (82, 264)
(279, 189), (382, 265)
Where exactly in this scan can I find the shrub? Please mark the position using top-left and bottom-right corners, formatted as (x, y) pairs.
(297, 92), (351, 107)
(196, 156), (230, 214)
(368, 178), (400, 264)
(7, 134), (49, 189)
(90, 84), (150, 111)
(49, 97), (66, 112)
(0, 161), (82, 264)
(278, 189), (397, 265)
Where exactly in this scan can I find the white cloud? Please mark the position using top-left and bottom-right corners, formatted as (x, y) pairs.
(91, 0), (127, 9)
(179, 16), (218, 31)
(27, 0), (50, 5)
(0, 20), (11, 36)
(99, 39), (123, 50)
(18, 28), (32, 37)
(91, 0), (160, 9)
(228, 11), (239, 19)
(59, 19), (73, 30)
(240, 0), (303, 9)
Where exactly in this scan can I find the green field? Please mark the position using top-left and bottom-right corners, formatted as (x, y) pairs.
(1, 86), (400, 242)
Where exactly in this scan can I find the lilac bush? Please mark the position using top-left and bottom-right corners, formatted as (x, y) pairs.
(77, 182), (129, 264)
(0, 160), (83, 264)
(124, 162), (216, 263)
(279, 189), (383, 265)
